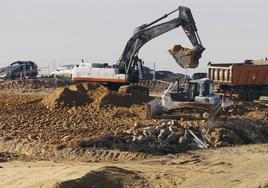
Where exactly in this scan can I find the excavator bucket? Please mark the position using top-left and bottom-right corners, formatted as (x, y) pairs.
(169, 45), (203, 69)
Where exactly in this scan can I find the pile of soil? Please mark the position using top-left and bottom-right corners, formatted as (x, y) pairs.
(202, 120), (268, 147)
(53, 166), (147, 188)
(41, 83), (154, 109)
(221, 101), (268, 121)
(41, 84), (94, 109)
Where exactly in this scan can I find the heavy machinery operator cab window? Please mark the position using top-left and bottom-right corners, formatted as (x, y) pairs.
(209, 81), (214, 95)
(201, 81), (213, 96)
(201, 81), (208, 96)
(189, 83), (199, 98)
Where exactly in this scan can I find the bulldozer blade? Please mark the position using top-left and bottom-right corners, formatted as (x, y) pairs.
(169, 45), (203, 69)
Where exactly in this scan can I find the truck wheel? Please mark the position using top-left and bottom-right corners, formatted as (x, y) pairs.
(247, 88), (256, 102)
(238, 88), (247, 101)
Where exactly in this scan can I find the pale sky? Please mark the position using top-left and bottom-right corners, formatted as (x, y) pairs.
(0, 0), (267, 74)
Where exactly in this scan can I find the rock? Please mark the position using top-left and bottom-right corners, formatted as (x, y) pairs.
(164, 132), (179, 145)
(178, 136), (186, 145)
(56, 145), (66, 150)
(61, 136), (72, 142)
(137, 135), (144, 141)
(169, 126), (178, 133)
(145, 134), (157, 142)
(132, 136), (138, 142)
(142, 130), (149, 137)
(123, 135), (132, 142)
(158, 128), (171, 141)
(27, 134), (37, 141)
(133, 122), (141, 129)
(133, 130), (143, 137)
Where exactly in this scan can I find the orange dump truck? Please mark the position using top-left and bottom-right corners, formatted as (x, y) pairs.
(208, 60), (268, 101)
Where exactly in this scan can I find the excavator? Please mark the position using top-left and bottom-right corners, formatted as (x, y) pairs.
(72, 6), (205, 93)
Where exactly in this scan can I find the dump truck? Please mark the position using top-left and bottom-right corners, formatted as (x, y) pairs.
(208, 60), (268, 101)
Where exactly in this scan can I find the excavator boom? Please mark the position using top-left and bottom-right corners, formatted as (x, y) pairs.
(117, 6), (205, 81)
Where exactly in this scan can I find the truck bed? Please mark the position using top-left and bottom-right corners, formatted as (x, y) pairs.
(208, 60), (268, 86)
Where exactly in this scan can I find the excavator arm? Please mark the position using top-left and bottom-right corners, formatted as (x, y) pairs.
(116, 6), (205, 82)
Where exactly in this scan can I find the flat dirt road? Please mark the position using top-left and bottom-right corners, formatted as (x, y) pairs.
(1, 144), (268, 188)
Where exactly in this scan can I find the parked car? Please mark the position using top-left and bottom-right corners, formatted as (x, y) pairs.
(0, 61), (38, 79)
(51, 64), (78, 78)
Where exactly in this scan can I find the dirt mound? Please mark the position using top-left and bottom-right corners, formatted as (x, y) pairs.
(221, 101), (268, 120)
(53, 166), (147, 188)
(41, 83), (153, 110)
(41, 84), (93, 109)
(89, 85), (110, 104)
(202, 120), (268, 147)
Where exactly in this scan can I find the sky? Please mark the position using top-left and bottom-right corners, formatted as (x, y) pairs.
(0, 0), (267, 74)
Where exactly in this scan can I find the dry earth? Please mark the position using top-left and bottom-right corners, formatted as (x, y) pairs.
(0, 87), (266, 147)
(0, 144), (268, 188)
(0, 85), (267, 188)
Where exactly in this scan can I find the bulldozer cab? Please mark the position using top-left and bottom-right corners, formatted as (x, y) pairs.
(173, 78), (213, 100)
(188, 78), (214, 97)
(167, 78), (214, 102)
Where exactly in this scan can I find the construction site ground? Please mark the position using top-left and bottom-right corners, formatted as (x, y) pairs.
(1, 144), (268, 188)
(0, 81), (267, 188)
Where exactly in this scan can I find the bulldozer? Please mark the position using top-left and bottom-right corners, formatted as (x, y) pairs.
(147, 78), (222, 120)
